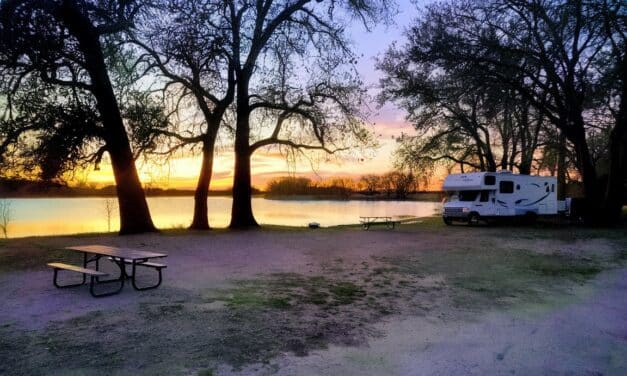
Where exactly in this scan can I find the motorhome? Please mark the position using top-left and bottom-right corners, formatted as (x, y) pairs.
(442, 171), (559, 225)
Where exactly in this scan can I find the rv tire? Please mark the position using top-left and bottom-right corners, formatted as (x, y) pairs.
(443, 217), (453, 226)
(523, 212), (537, 225)
(468, 213), (480, 226)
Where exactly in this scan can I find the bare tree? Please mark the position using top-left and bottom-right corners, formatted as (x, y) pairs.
(130, 0), (235, 230)
(103, 198), (116, 233)
(226, 0), (392, 228)
(0, 199), (10, 239)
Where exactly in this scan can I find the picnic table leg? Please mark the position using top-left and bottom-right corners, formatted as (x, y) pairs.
(89, 275), (124, 298)
(95, 256), (101, 282)
(131, 260), (164, 291)
(89, 257), (126, 297)
(52, 268), (87, 288)
(94, 256), (126, 283)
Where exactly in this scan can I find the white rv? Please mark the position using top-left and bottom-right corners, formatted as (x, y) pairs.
(442, 171), (558, 225)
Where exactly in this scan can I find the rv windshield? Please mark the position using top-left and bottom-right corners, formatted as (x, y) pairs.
(445, 192), (458, 202)
(458, 190), (479, 201)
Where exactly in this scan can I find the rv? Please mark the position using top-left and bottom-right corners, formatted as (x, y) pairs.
(442, 171), (560, 225)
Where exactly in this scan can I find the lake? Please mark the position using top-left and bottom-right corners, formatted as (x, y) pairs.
(1, 197), (442, 238)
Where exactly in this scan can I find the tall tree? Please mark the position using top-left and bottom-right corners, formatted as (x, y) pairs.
(594, 0), (627, 221)
(381, 0), (625, 223)
(130, 0), (235, 230)
(0, 0), (157, 234)
(225, 0), (391, 228)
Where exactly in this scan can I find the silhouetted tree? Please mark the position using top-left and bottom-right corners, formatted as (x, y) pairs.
(225, 0), (391, 228)
(130, 0), (235, 230)
(379, 14), (548, 176)
(380, 171), (414, 199)
(360, 174), (380, 195)
(380, 0), (625, 223)
(266, 177), (313, 195)
(0, 0), (156, 234)
(593, 0), (627, 221)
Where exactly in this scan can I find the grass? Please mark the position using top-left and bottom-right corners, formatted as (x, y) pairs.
(528, 255), (603, 279)
(329, 281), (366, 304)
(210, 274), (368, 311)
(0, 244), (79, 272)
(380, 241), (619, 312)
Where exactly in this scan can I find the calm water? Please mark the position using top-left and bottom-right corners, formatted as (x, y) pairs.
(2, 197), (441, 238)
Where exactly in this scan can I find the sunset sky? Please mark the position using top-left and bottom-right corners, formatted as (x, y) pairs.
(88, 0), (428, 191)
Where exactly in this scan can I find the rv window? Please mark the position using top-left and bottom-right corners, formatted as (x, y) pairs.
(459, 191), (479, 201)
(484, 175), (495, 185)
(551, 184), (555, 192)
(516, 184), (520, 190)
(480, 191), (489, 202)
(499, 181), (514, 194)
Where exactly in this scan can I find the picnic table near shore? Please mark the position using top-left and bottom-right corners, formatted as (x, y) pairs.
(47, 245), (167, 297)
(359, 216), (424, 230)
(359, 216), (398, 230)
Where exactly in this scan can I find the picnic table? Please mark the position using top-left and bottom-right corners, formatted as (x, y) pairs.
(359, 216), (398, 230)
(47, 245), (167, 297)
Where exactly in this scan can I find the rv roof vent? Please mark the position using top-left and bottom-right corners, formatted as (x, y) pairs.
(497, 170), (512, 174)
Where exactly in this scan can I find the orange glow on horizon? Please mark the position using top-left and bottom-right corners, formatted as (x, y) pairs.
(79, 137), (405, 190)
(69, 120), (447, 191)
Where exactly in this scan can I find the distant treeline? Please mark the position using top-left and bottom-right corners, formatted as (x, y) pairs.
(265, 173), (441, 201)
(0, 178), (245, 198)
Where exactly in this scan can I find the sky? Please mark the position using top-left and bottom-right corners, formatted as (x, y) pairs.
(87, 0), (431, 191)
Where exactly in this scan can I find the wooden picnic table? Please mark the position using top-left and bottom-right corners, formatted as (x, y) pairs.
(50, 245), (168, 297)
(359, 216), (398, 230)
(66, 245), (167, 262)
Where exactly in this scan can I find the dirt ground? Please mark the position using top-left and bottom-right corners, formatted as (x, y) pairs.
(0, 218), (625, 375)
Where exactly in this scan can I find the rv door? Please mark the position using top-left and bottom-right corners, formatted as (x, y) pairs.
(476, 190), (496, 217)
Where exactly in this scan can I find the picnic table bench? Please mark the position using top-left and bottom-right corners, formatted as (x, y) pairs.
(47, 245), (168, 298)
(359, 216), (398, 230)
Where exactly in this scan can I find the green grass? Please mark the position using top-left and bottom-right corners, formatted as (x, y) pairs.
(207, 273), (371, 312)
(0, 245), (79, 272)
(528, 256), (603, 279)
(381, 243), (618, 310)
(329, 282), (366, 304)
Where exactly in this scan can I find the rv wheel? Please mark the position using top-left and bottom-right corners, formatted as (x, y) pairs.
(523, 212), (537, 225)
(468, 213), (480, 226)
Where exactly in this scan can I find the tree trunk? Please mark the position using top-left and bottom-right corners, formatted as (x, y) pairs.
(556, 131), (567, 200)
(517, 103), (532, 175)
(569, 121), (601, 223)
(190, 136), (216, 230)
(60, 4), (156, 234)
(229, 79), (258, 229)
(603, 57), (627, 223)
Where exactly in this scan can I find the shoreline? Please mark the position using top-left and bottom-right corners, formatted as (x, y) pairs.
(1, 192), (444, 201)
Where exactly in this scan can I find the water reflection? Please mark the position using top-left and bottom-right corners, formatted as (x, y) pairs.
(3, 197), (441, 238)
